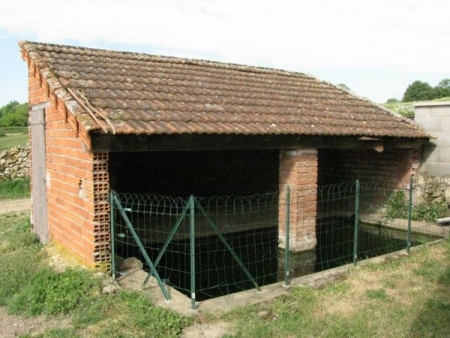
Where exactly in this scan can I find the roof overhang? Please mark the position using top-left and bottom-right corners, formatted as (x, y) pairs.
(90, 132), (428, 152)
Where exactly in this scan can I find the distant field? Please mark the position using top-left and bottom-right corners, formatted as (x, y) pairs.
(0, 127), (29, 151)
(381, 97), (450, 118)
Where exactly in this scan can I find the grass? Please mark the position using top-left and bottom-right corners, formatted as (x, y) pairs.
(1, 212), (449, 337)
(0, 212), (191, 337)
(0, 126), (28, 150)
(0, 177), (30, 200)
(222, 240), (450, 337)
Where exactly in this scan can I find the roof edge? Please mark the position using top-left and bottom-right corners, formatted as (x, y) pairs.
(19, 41), (102, 135)
(414, 101), (450, 107)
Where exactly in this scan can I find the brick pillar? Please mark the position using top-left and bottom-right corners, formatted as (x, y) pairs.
(398, 148), (420, 189)
(279, 149), (318, 275)
(92, 152), (111, 272)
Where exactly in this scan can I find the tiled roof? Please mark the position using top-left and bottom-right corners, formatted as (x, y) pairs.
(20, 41), (429, 139)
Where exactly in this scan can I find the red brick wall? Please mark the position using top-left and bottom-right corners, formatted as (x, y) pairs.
(318, 148), (420, 188)
(27, 59), (110, 270)
(279, 149), (318, 252)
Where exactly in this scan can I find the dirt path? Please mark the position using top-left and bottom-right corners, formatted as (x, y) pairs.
(0, 307), (71, 338)
(0, 198), (30, 215)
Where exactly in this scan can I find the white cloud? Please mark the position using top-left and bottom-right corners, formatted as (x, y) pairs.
(0, 0), (449, 104)
(1, 0), (449, 74)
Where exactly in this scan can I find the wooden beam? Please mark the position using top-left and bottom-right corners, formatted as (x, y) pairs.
(90, 133), (428, 153)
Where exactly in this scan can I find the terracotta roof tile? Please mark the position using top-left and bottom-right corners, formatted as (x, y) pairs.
(20, 41), (429, 139)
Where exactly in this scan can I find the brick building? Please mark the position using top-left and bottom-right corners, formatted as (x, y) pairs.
(20, 41), (429, 271)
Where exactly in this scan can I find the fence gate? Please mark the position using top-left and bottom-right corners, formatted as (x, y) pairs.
(111, 191), (279, 309)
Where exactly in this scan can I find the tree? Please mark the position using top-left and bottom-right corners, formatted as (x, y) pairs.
(0, 101), (29, 127)
(434, 78), (450, 99)
(438, 78), (450, 88)
(386, 98), (399, 103)
(402, 81), (435, 102)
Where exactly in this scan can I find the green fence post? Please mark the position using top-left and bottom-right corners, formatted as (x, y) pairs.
(284, 186), (291, 286)
(407, 175), (413, 254)
(189, 195), (196, 310)
(110, 190), (116, 280)
(353, 180), (360, 266)
(112, 194), (170, 300)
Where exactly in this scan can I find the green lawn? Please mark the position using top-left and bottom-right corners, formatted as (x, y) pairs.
(0, 178), (30, 200)
(224, 240), (450, 337)
(0, 132), (29, 151)
(0, 211), (449, 337)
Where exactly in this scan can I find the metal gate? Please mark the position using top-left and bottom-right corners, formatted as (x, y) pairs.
(111, 191), (279, 309)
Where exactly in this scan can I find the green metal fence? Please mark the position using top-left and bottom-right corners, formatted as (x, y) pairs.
(111, 191), (279, 309)
(281, 178), (448, 282)
(111, 178), (449, 308)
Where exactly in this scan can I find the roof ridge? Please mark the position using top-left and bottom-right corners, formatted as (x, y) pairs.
(20, 40), (313, 79)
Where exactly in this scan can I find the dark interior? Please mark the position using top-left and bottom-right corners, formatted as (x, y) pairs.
(318, 148), (346, 185)
(109, 150), (279, 196)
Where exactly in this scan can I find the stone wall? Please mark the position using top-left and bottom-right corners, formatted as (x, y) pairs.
(414, 173), (450, 208)
(0, 145), (30, 181)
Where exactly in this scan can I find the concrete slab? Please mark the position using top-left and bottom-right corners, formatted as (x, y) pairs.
(116, 265), (347, 316)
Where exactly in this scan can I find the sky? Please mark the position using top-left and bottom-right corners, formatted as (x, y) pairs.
(0, 0), (449, 107)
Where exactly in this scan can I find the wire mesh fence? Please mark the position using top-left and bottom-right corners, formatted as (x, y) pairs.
(282, 179), (449, 280)
(111, 191), (279, 307)
(111, 178), (449, 308)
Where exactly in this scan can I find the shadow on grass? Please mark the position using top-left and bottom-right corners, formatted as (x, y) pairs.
(409, 240), (450, 337)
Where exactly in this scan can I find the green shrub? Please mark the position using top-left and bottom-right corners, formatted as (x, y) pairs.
(386, 190), (449, 222)
(412, 202), (449, 223)
(386, 191), (408, 219)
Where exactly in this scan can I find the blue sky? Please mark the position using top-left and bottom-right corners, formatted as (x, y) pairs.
(0, 0), (449, 107)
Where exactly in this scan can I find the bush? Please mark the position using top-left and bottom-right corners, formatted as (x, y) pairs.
(386, 191), (408, 219)
(412, 202), (449, 223)
(386, 190), (449, 222)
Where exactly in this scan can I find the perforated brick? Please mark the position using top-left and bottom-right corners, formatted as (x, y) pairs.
(94, 181), (109, 192)
(94, 191), (109, 204)
(94, 213), (110, 224)
(94, 232), (111, 243)
(93, 161), (108, 173)
(94, 201), (110, 214)
(94, 242), (110, 253)
(93, 152), (108, 162)
(94, 172), (109, 182)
